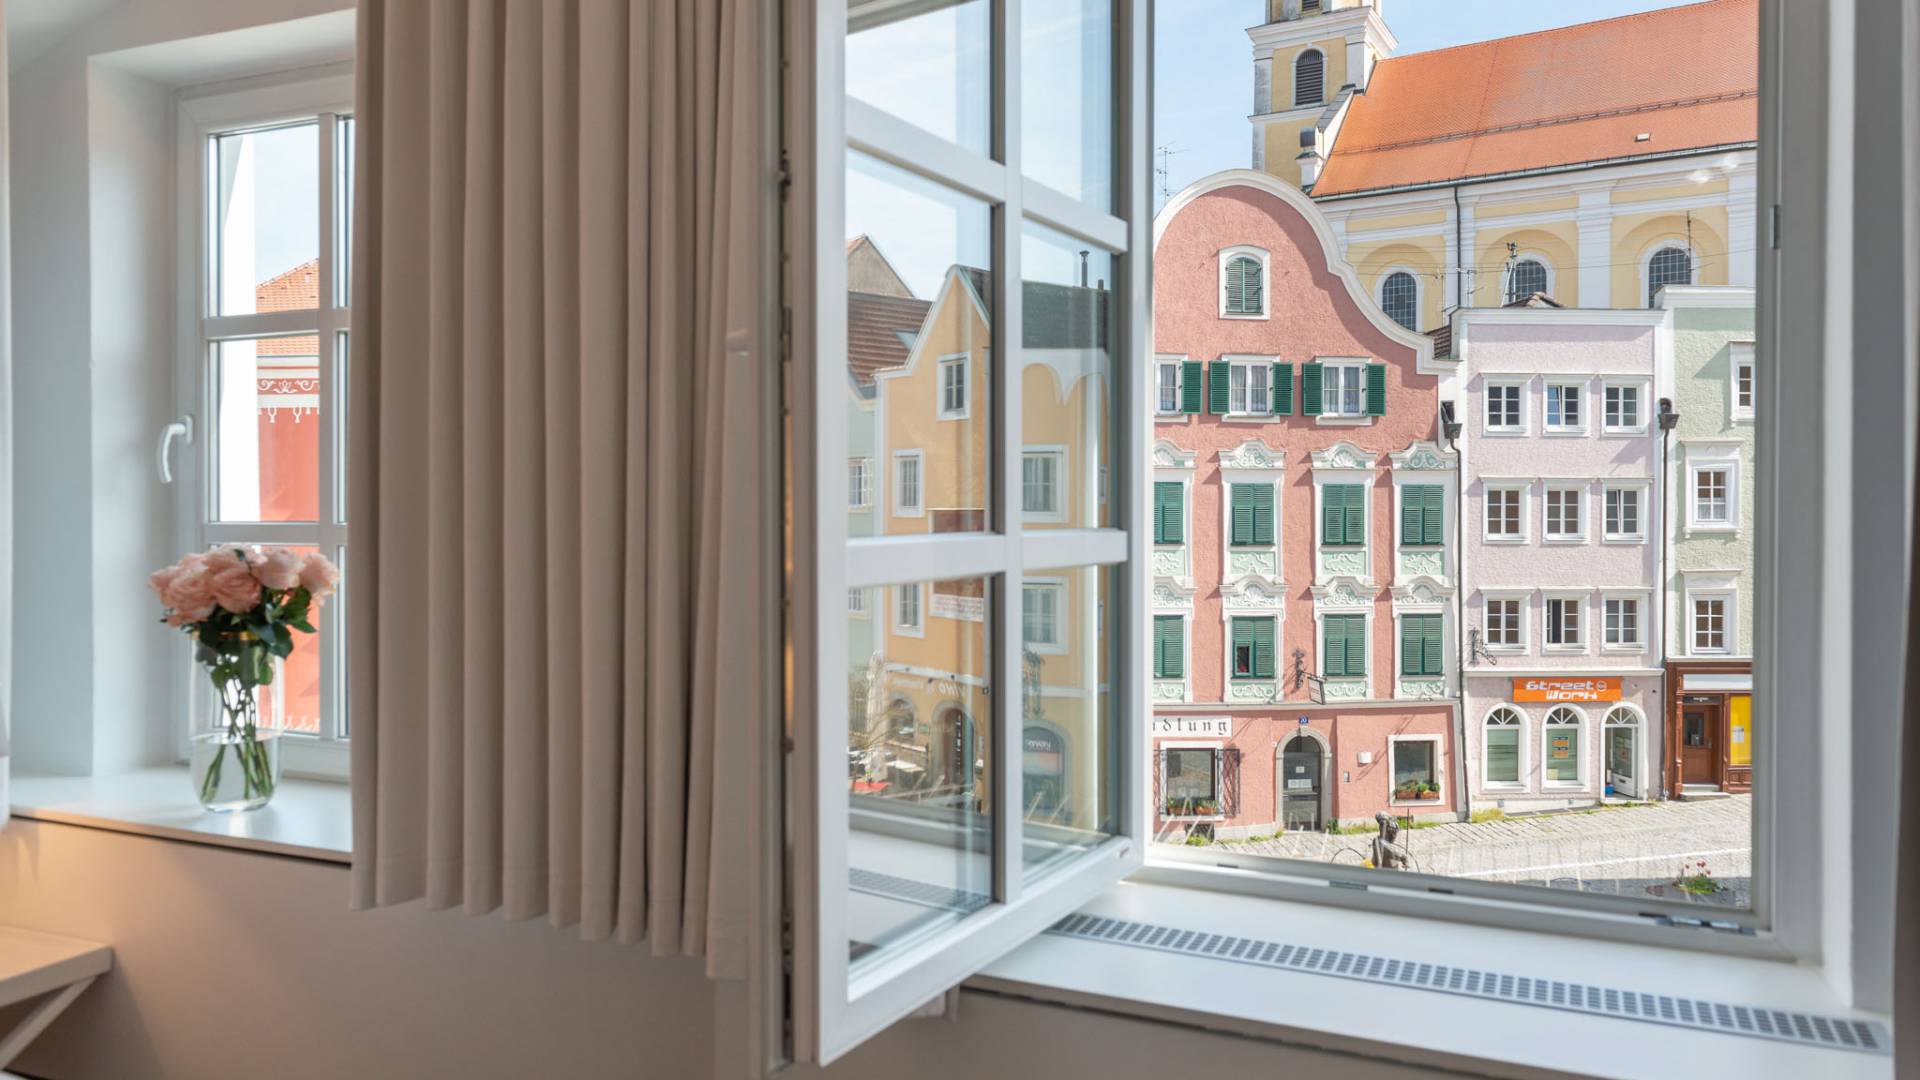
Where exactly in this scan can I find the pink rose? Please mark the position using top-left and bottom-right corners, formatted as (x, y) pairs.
(160, 553), (217, 621)
(206, 549), (263, 615)
(256, 547), (304, 591)
(298, 551), (341, 603)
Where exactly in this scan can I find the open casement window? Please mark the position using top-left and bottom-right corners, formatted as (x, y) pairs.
(794, 0), (1149, 1063)
(178, 75), (354, 779)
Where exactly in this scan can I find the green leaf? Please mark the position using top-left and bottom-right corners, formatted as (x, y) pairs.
(289, 619), (316, 634)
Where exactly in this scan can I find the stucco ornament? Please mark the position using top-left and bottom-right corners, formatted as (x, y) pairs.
(1322, 678), (1368, 701)
(1390, 440), (1457, 472)
(1228, 681), (1278, 703)
(1311, 441), (1378, 472)
(1227, 551), (1279, 577)
(1400, 679), (1446, 700)
(1223, 580), (1284, 610)
(1399, 550), (1444, 578)
(1319, 550), (1367, 579)
(1218, 438), (1285, 470)
(1392, 576), (1454, 608)
(1153, 440), (1198, 470)
(1313, 577), (1373, 609)
(1151, 550), (1187, 579)
(1152, 580), (1195, 609)
(1152, 682), (1187, 703)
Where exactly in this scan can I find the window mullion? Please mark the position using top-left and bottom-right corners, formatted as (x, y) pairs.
(992, 0), (1024, 909)
(317, 113), (341, 741)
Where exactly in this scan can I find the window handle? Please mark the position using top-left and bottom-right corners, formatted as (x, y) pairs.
(157, 415), (195, 485)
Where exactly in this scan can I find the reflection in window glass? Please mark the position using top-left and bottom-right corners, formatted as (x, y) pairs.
(847, 0), (990, 153)
(216, 336), (321, 522)
(1022, 0), (1113, 208)
(214, 123), (319, 316)
(1021, 222), (1112, 529)
(847, 152), (992, 537)
(1022, 567), (1117, 882)
(846, 577), (992, 966)
(1392, 741), (1437, 801)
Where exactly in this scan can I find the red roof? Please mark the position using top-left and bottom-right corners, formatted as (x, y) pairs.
(1313, 0), (1757, 198)
(257, 260), (319, 357)
(846, 291), (929, 387)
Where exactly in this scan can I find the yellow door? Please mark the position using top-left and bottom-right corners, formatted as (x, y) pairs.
(1727, 694), (1752, 767)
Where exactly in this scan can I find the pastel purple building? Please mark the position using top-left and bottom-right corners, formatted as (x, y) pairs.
(1448, 306), (1668, 812)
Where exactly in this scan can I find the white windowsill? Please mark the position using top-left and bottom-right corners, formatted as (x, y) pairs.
(974, 880), (1891, 1080)
(10, 768), (352, 864)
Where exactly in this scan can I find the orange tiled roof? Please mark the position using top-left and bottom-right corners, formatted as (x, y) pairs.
(1312, 0), (1757, 198)
(257, 260), (319, 357)
(846, 291), (930, 387)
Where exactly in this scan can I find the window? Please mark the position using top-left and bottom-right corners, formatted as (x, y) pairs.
(1484, 487), (1523, 540)
(1484, 598), (1523, 649)
(1321, 614), (1366, 678)
(849, 458), (872, 509)
(1390, 740), (1438, 803)
(1152, 481), (1184, 545)
(1483, 708), (1523, 786)
(1156, 361), (1182, 414)
(1022, 584), (1061, 648)
(1152, 616), (1185, 679)
(1399, 484), (1443, 547)
(848, 588), (868, 615)
(1319, 363), (1366, 417)
(1732, 350), (1756, 420)
(1506, 258), (1548, 303)
(1162, 748), (1219, 811)
(1543, 487), (1584, 540)
(894, 450), (924, 515)
(1545, 596), (1583, 648)
(1320, 484), (1366, 546)
(1399, 614), (1443, 677)
(1543, 708), (1582, 784)
(1223, 252), (1264, 316)
(1693, 596), (1729, 653)
(1603, 486), (1643, 540)
(1230, 616), (1276, 680)
(937, 354), (969, 418)
(188, 83), (353, 759)
(1022, 450), (1062, 516)
(1484, 382), (1522, 432)
(1545, 382), (1584, 431)
(1294, 48), (1324, 106)
(893, 583), (923, 633)
(1603, 384), (1643, 432)
(1227, 360), (1271, 415)
(1229, 484), (1275, 546)
(1646, 245), (1693, 306)
(1380, 271), (1417, 331)
(1604, 596), (1642, 648)
(1692, 466), (1731, 526)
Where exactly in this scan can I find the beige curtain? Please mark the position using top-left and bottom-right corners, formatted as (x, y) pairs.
(348, 0), (769, 977)
(0, 0), (11, 821)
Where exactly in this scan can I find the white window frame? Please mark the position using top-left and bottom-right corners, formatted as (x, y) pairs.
(1541, 484), (1586, 543)
(1159, 742), (1226, 820)
(1480, 705), (1527, 790)
(1482, 379), (1525, 434)
(1385, 734), (1444, 807)
(1021, 578), (1066, 654)
(1502, 255), (1554, 304)
(1601, 481), (1648, 542)
(1021, 446), (1066, 522)
(1541, 705), (1586, 788)
(892, 449), (924, 518)
(1480, 592), (1528, 653)
(1640, 240), (1695, 308)
(1482, 483), (1527, 542)
(1690, 592), (1733, 656)
(1155, 358), (1182, 415)
(935, 352), (969, 419)
(1729, 341), (1756, 421)
(1319, 362), (1367, 418)
(1225, 357), (1271, 416)
(892, 582), (925, 638)
(1542, 592), (1586, 653)
(848, 457), (872, 509)
(1543, 380), (1586, 434)
(178, 74), (355, 782)
(1376, 267), (1420, 332)
(1601, 379), (1647, 434)
(1601, 591), (1646, 651)
(1687, 457), (1739, 532)
(1218, 245), (1270, 320)
(847, 587), (869, 617)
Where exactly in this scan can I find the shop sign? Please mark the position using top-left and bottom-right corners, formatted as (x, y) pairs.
(930, 593), (986, 623)
(1513, 677), (1621, 702)
(1152, 717), (1231, 738)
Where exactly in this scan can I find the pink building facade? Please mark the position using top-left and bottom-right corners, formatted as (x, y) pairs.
(1151, 172), (1456, 836)
(1449, 308), (1668, 811)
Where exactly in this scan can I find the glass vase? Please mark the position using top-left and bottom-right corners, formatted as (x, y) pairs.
(190, 655), (285, 812)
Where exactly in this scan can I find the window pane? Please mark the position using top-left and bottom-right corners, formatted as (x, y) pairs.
(215, 336), (321, 522)
(1021, 0), (1113, 209)
(847, 0), (990, 153)
(1022, 566), (1117, 882)
(847, 152), (992, 537)
(1485, 727), (1519, 784)
(214, 123), (319, 316)
(846, 576), (993, 967)
(1022, 222), (1112, 529)
(1392, 741), (1436, 799)
(335, 116), (354, 306)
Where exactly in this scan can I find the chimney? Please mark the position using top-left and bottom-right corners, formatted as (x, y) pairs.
(1296, 128), (1323, 188)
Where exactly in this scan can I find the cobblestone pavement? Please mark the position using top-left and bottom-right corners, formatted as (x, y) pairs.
(1211, 795), (1753, 908)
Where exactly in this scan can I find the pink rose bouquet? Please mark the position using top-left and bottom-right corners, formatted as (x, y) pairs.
(151, 546), (340, 808)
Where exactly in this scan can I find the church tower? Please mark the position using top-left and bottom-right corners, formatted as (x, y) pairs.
(1249, 0), (1396, 190)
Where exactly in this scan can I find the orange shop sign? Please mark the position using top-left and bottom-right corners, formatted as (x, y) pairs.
(1512, 677), (1622, 703)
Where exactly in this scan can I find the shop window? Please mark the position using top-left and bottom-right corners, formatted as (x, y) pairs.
(1391, 740), (1438, 802)
(1161, 747), (1221, 817)
(1484, 708), (1523, 785)
(1544, 707), (1582, 785)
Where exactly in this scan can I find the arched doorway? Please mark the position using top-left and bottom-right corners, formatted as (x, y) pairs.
(1278, 732), (1326, 831)
(1604, 705), (1642, 799)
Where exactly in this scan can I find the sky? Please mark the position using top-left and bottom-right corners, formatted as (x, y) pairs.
(1153, 0), (1707, 208)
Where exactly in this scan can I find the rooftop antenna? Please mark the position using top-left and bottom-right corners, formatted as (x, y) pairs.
(1155, 143), (1184, 205)
(1503, 240), (1519, 304)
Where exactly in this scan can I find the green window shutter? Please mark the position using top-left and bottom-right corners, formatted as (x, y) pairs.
(1300, 362), (1323, 416)
(1246, 261), (1263, 313)
(1401, 484), (1443, 546)
(1345, 616), (1369, 676)
(1337, 484), (1366, 545)
(1272, 362), (1293, 415)
(1324, 615), (1359, 678)
(1153, 616), (1184, 679)
(1251, 485), (1275, 546)
(1225, 258), (1246, 313)
(1401, 614), (1442, 676)
(1181, 359), (1203, 414)
(1230, 485), (1255, 546)
(1422, 485), (1444, 546)
(1320, 485), (1344, 545)
(1207, 360), (1231, 414)
(1230, 618), (1254, 678)
(1423, 617), (1444, 675)
(1365, 363), (1387, 417)
(1154, 482), (1184, 544)
(1252, 617), (1276, 678)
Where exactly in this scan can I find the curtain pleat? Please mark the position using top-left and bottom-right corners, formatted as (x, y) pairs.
(350, 0), (764, 974)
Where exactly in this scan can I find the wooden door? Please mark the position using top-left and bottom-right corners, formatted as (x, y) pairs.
(1680, 704), (1719, 785)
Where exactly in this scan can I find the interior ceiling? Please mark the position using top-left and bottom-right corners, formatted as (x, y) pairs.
(7, 0), (123, 69)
